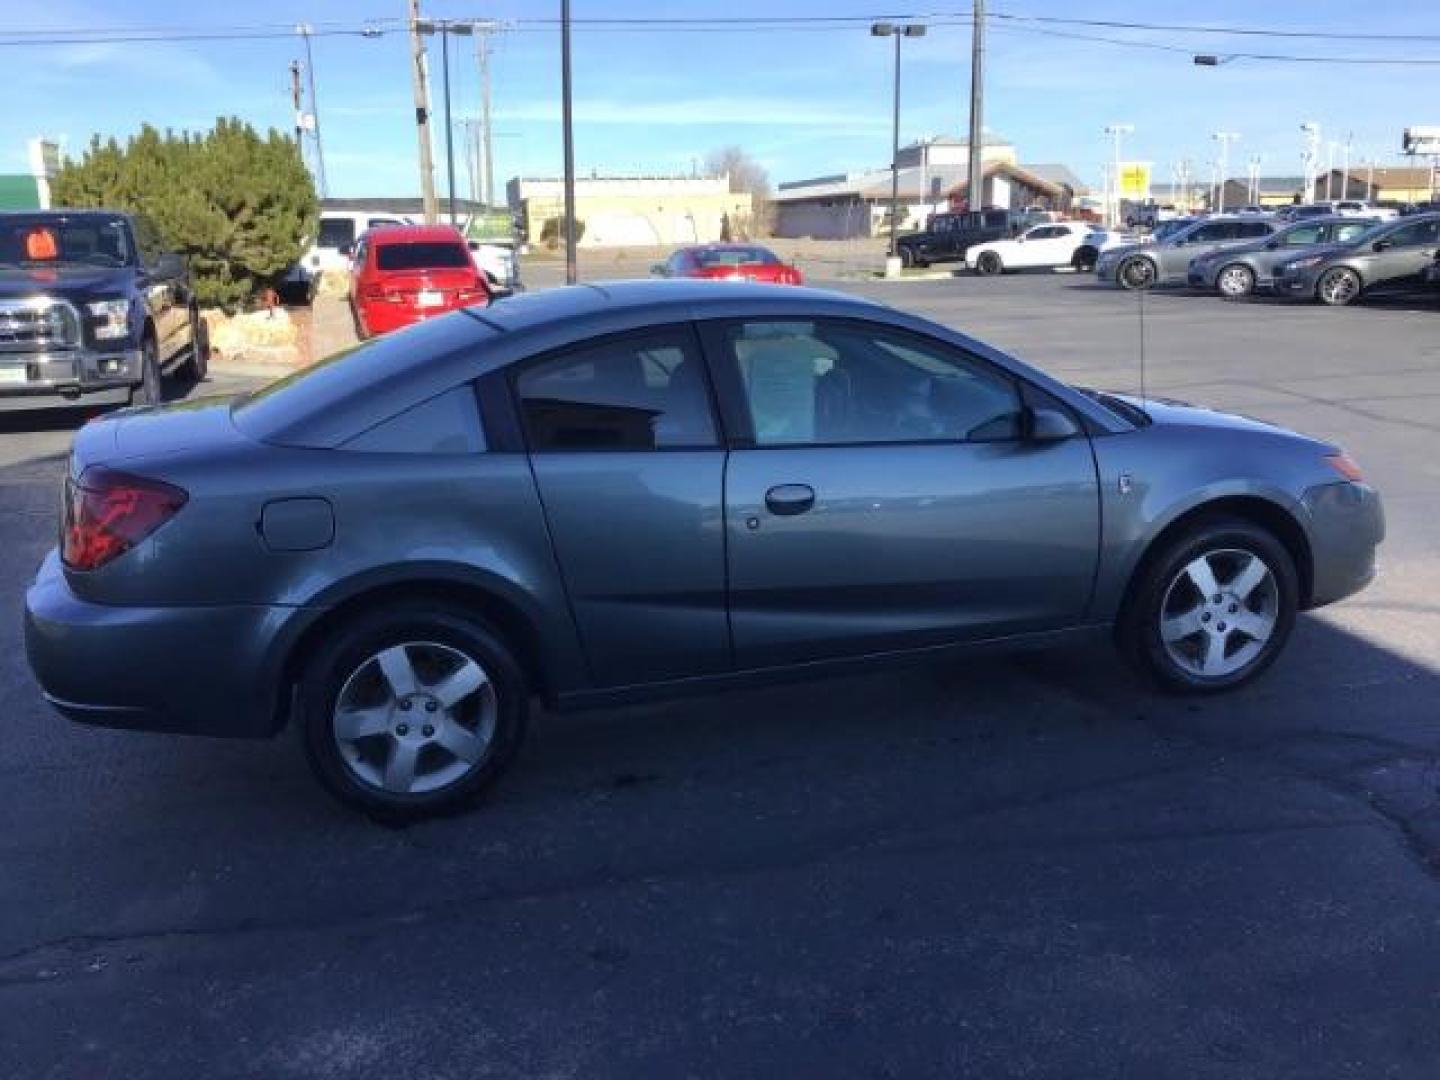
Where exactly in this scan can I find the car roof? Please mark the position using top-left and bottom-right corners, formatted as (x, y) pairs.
(367, 224), (467, 244)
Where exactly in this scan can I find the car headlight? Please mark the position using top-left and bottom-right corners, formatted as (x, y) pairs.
(1282, 255), (1326, 272)
(86, 299), (131, 340)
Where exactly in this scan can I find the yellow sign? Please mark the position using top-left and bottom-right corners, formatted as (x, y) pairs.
(1117, 162), (1151, 199)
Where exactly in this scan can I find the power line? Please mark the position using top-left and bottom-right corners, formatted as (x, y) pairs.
(988, 10), (1440, 44)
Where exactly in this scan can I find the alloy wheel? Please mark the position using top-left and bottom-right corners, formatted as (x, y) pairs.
(1158, 548), (1279, 680)
(1120, 257), (1155, 289)
(332, 641), (498, 795)
(1318, 268), (1360, 306)
(1218, 264), (1253, 298)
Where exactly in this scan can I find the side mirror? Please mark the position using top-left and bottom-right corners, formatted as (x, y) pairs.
(1372, 239), (1392, 252)
(152, 252), (184, 278)
(1026, 406), (1079, 442)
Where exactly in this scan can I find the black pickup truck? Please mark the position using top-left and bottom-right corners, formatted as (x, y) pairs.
(0, 209), (208, 412)
(895, 209), (1039, 269)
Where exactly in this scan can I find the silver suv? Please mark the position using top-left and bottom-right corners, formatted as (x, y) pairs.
(1273, 213), (1440, 306)
(1187, 217), (1376, 298)
(1096, 216), (1279, 289)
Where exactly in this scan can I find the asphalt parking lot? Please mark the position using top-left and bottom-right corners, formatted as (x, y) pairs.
(4, 273), (1440, 1078)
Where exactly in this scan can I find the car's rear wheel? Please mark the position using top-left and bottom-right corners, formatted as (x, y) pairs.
(1317, 266), (1362, 306)
(131, 334), (162, 407)
(974, 251), (1003, 276)
(299, 603), (527, 820)
(1120, 519), (1298, 694)
(1216, 263), (1255, 298)
(1118, 255), (1157, 290)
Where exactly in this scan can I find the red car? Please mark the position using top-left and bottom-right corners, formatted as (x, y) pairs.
(655, 243), (803, 285)
(349, 225), (488, 338)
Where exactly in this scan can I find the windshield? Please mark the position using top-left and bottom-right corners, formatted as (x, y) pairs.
(694, 247), (780, 267)
(0, 214), (134, 268)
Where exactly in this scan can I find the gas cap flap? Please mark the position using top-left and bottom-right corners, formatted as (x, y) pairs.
(260, 497), (334, 552)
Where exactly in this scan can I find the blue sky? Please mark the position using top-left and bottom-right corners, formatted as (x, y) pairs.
(2, 1), (1437, 198)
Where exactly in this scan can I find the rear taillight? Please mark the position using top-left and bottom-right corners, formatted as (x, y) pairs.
(61, 467), (188, 571)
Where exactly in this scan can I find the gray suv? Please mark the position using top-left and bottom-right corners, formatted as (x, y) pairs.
(1273, 213), (1440, 305)
(1097, 217), (1279, 289)
(1187, 217), (1376, 298)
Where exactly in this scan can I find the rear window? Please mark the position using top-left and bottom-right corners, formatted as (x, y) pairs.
(376, 241), (472, 271)
(693, 247), (779, 267)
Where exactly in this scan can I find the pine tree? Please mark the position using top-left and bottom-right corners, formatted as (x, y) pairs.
(51, 119), (317, 310)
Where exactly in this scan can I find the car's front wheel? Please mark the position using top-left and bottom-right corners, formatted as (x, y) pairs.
(1121, 519), (1298, 694)
(1117, 255), (1157, 290)
(974, 251), (1003, 276)
(1317, 266), (1362, 306)
(299, 603), (528, 820)
(1072, 246), (1098, 272)
(1216, 263), (1255, 299)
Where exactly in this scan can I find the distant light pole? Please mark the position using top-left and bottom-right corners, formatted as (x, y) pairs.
(1103, 123), (1133, 226)
(1247, 154), (1262, 205)
(1325, 140), (1339, 201)
(1212, 131), (1240, 212)
(1341, 133), (1353, 200)
(561, 0), (576, 283)
(1300, 121), (1321, 202)
(871, 22), (927, 257)
(416, 18), (480, 226)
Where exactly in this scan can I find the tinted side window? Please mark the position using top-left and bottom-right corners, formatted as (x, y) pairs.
(1185, 223), (1225, 242)
(1236, 221), (1273, 239)
(1283, 224), (1323, 246)
(517, 329), (717, 452)
(343, 385), (486, 454)
(717, 320), (1022, 446)
(318, 217), (356, 249)
(1386, 219), (1440, 247)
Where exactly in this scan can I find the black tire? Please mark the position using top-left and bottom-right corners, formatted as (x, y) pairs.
(179, 309), (209, 382)
(1316, 266), (1362, 306)
(1119, 518), (1298, 694)
(974, 251), (1003, 276)
(1216, 263), (1255, 299)
(299, 602), (527, 821)
(1117, 255), (1157, 290)
(131, 333), (162, 407)
(1072, 246), (1098, 272)
(899, 248), (914, 269)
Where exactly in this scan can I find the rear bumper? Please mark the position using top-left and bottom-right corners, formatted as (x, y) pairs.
(1302, 481), (1385, 608)
(355, 299), (478, 337)
(24, 551), (296, 738)
(0, 347), (141, 410)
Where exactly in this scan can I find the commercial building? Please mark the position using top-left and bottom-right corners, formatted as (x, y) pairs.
(0, 139), (61, 210)
(507, 174), (752, 248)
(771, 134), (1088, 240)
(1312, 166), (1438, 204)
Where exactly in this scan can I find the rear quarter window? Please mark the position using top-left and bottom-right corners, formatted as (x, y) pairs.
(342, 385), (485, 454)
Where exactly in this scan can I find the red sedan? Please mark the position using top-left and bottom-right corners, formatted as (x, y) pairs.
(655, 243), (803, 285)
(349, 225), (488, 338)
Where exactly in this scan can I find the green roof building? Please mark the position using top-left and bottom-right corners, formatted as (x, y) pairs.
(0, 174), (43, 210)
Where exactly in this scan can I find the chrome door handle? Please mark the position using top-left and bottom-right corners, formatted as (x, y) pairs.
(764, 484), (815, 516)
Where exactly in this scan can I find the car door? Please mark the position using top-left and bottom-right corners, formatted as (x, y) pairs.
(703, 317), (1101, 668)
(1019, 225), (1067, 267)
(513, 324), (731, 686)
(1369, 217), (1440, 285)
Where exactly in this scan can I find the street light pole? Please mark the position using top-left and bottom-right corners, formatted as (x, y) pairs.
(871, 23), (926, 258)
(1212, 131), (1239, 212)
(1341, 133), (1353, 200)
(966, 0), (986, 214)
(561, 0), (577, 284)
(440, 27), (456, 224)
(1103, 124), (1132, 227)
(1300, 121), (1320, 203)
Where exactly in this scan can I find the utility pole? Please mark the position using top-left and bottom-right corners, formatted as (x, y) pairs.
(440, 26), (457, 225)
(1104, 124), (1133, 226)
(408, 0), (438, 223)
(475, 28), (495, 207)
(297, 25), (328, 197)
(966, 0), (986, 214)
(1325, 141), (1337, 201)
(290, 60), (304, 149)
(1300, 121), (1321, 203)
(561, 0), (577, 284)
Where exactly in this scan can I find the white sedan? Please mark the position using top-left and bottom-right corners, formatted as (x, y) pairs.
(968, 221), (1108, 274)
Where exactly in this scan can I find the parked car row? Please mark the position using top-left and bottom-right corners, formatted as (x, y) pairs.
(1094, 211), (1440, 306)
